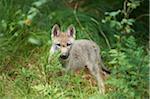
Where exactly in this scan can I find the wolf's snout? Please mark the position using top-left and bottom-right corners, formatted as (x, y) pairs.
(60, 53), (69, 59)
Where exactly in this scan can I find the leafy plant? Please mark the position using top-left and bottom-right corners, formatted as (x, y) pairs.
(104, 35), (149, 98)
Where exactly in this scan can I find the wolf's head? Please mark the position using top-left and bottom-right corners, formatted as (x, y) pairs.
(51, 24), (76, 59)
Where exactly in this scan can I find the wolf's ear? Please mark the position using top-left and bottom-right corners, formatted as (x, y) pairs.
(67, 25), (76, 38)
(51, 24), (60, 37)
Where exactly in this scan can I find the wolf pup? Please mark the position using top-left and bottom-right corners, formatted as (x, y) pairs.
(49, 24), (110, 94)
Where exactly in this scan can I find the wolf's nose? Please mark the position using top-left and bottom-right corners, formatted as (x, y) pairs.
(60, 54), (68, 59)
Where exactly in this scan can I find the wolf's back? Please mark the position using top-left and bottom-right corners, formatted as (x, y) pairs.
(69, 39), (110, 74)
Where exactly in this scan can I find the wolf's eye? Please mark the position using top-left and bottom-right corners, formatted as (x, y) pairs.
(67, 43), (72, 46)
(56, 44), (61, 46)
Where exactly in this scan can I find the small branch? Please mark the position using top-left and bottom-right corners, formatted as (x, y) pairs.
(135, 14), (149, 20)
(126, 6), (132, 18)
(99, 29), (111, 49)
(91, 18), (111, 49)
(73, 3), (84, 31)
(123, 0), (128, 18)
(73, 3), (91, 38)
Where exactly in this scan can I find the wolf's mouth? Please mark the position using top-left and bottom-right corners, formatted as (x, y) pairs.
(60, 55), (68, 59)
(60, 53), (69, 60)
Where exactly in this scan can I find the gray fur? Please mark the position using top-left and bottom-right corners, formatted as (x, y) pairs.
(49, 24), (107, 94)
(60, 39), (106, 94)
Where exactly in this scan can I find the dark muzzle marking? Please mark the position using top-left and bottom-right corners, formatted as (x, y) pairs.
(60, 53), (69, 59)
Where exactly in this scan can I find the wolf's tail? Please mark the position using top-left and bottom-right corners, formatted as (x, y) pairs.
(97, 53), (110, 74)
(100, 61), (111, 74)
(94, 45), (111, 74)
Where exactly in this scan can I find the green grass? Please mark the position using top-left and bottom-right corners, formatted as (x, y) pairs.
(0, 46), (105, 98)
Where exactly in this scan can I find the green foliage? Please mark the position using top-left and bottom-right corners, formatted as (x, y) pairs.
(104, 35), (149, 98)
(0, 0), (148, 98)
